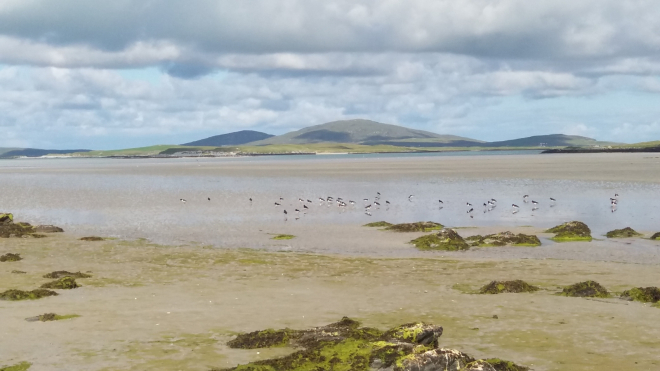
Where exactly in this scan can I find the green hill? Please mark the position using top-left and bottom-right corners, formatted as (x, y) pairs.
(248, 119), (482, 146)
(481, 134), (618, 148)
(182, 130), (273, 146)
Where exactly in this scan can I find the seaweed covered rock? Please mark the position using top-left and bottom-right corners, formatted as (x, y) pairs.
(410, 229), (470, 251)
(0, 222), (36, 238)
(382, 322), (444, 347)
(79, 236), (104, 241)
(227, 328), (299, 349)
(651, 232), (660, 240)
(40, 277), (80, 289)
(218, 318), (526, 371)
(466, 232), (541, 247)
(479, 280), (539, 294)
(0, 289), (58, 301)
(43, 271), (92, 279)
(483, 358), (530, 371)
(35, 225), (64, 233)
(386, 222), (444, 232)
(25, 313), (79, 322)
(0, 361), (32, 371)
(605, 227), (643, 238)
(620, 287), (660, 303)
(0, 253), (22, 262)
(0, 213), (13, 224)
(545, 221), (592, 242)
(364, 221), (393, 228)
(560, 280), (610, 298)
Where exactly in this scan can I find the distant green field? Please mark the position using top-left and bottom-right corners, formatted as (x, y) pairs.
(72, 145), (215, 157)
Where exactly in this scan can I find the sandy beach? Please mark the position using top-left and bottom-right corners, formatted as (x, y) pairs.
(1, 153), (660, 371)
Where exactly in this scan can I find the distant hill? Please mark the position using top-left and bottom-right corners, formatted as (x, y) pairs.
(182, 130), (274, 146)
(0, 148), (92, 158)
(249, 119), (482, 145)
(0, 148), (20, 156)
(480, 134), (618, 148)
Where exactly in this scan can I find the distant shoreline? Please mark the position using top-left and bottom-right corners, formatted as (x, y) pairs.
(542, 146), (660, 154)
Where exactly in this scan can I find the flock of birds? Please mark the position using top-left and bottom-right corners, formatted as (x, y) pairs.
(178, 192), (621, 221)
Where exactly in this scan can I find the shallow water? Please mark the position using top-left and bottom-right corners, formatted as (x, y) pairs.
(1, 155), (658, 248)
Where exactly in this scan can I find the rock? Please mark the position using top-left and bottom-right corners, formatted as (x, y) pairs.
(0, 222), (36, 238)
(218, 318), (527, 371)
(483, 358), (530, 371)
(40, 277), (80, 289)
(386, 222), (444, 232)
(466, 232), (541, 247)
(43, 271), (92, 279)
(79, 236), (104, 241)
(0, 289), (58, 301)
(605, 227), (643, 238)
(620, 287), (660, 303)
(0, 213), (13, 224)
(651, 232), (660, 240)
(410, 229), (470, 251)
(560, 280), (610, 298)
(479, 280), (539, 294)
(364, 221), (393, 228)
(11, 270), (27, 274)
(35, 225), (64, 233)
(0, 253), (22, 262)
(545, 221), (592, 242)
(382, 322), (444, 347)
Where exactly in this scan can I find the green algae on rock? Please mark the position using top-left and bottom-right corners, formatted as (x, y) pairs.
(0, 289), (58, 301)
(34, 225), (64, 233)
(484, 358), (530, 371)
(0, 222), (37, 238)
(79, 236), (104, 241)
(0, 253), (22, 262)
(0, 361), (31, 371)
(620, 287), (660, 303)
(227, 328), (300, 348)
(479, 280), (539, 294)
(271, 234), (295, 240)
(40, 276), (80, 289)
(545, 221), (592, 242)
(25, 313), (81, 322)
(410, 228), (470, 251)
(0, 212), (14, 224)
(363, 221), (393, 228)
(465, 232), (541, 247)
(218, 318), (526, 371)
(386, 221), (444, 232)
(43, 271), (92, 279)
(651, 232), (660, 240)
(605, 227), (643, 238)
(560, 280), (610, 298)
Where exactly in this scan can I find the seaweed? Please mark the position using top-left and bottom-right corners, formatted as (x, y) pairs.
(410, 229), (470, 251)
(466, 232), (541, 247)
(40, 277), (80, 289)
(386, 222), (444, 232)
(271, 234), (295, 240)
(34, 225), (64, 233)
(0, 253), (22, 262)
(363, 221), (393, 228)
(0, 212), (14, 224)
(0, 289), (58, 301)
(0, 362), (31, 371)
(227, 328), (299, 349)
(0, 222), (36, 238)
(479, 280), (539, 294)
(79, 236), (104, 241)
(605, 227), (643, 238)
(620, 287), (660, 303)
(545, 221), (592, 242)
(25, 313), (81, 322)
(484, 358), (530, 371)
(560, 280), (610, 298)
(43, 271), (92, 279)
(651, 232), (660, 240)
(11, 270), (27, 274)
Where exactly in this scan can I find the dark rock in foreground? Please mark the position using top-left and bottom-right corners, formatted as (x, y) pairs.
(651, 232), (660, 240)
(466, 232), (541, 247)
(480, 280), (540, 294)
(0, 289), (58, 301)
(560, 281), (610, 298)
(386, 221), (444, 232)
(545, 221), (592, 242)
(40, 277), (80, 289)
(620, 287), (660, 303)
(218, 317), (528, 371)
(605, 227), (643, 238)
(0, 253), (22, 262)
(0, 213), (13, 224)
(410, 229), (470, 251)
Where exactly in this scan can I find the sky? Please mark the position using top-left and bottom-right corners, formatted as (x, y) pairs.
(1, 1), (660, 149)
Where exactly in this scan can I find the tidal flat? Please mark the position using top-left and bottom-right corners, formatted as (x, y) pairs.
(1, 153), (660, 370)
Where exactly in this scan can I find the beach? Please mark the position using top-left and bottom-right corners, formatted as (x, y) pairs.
(1, 152), (660, 370)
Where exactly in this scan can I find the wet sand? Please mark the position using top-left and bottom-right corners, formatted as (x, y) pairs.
(1, 153), (660, 370)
